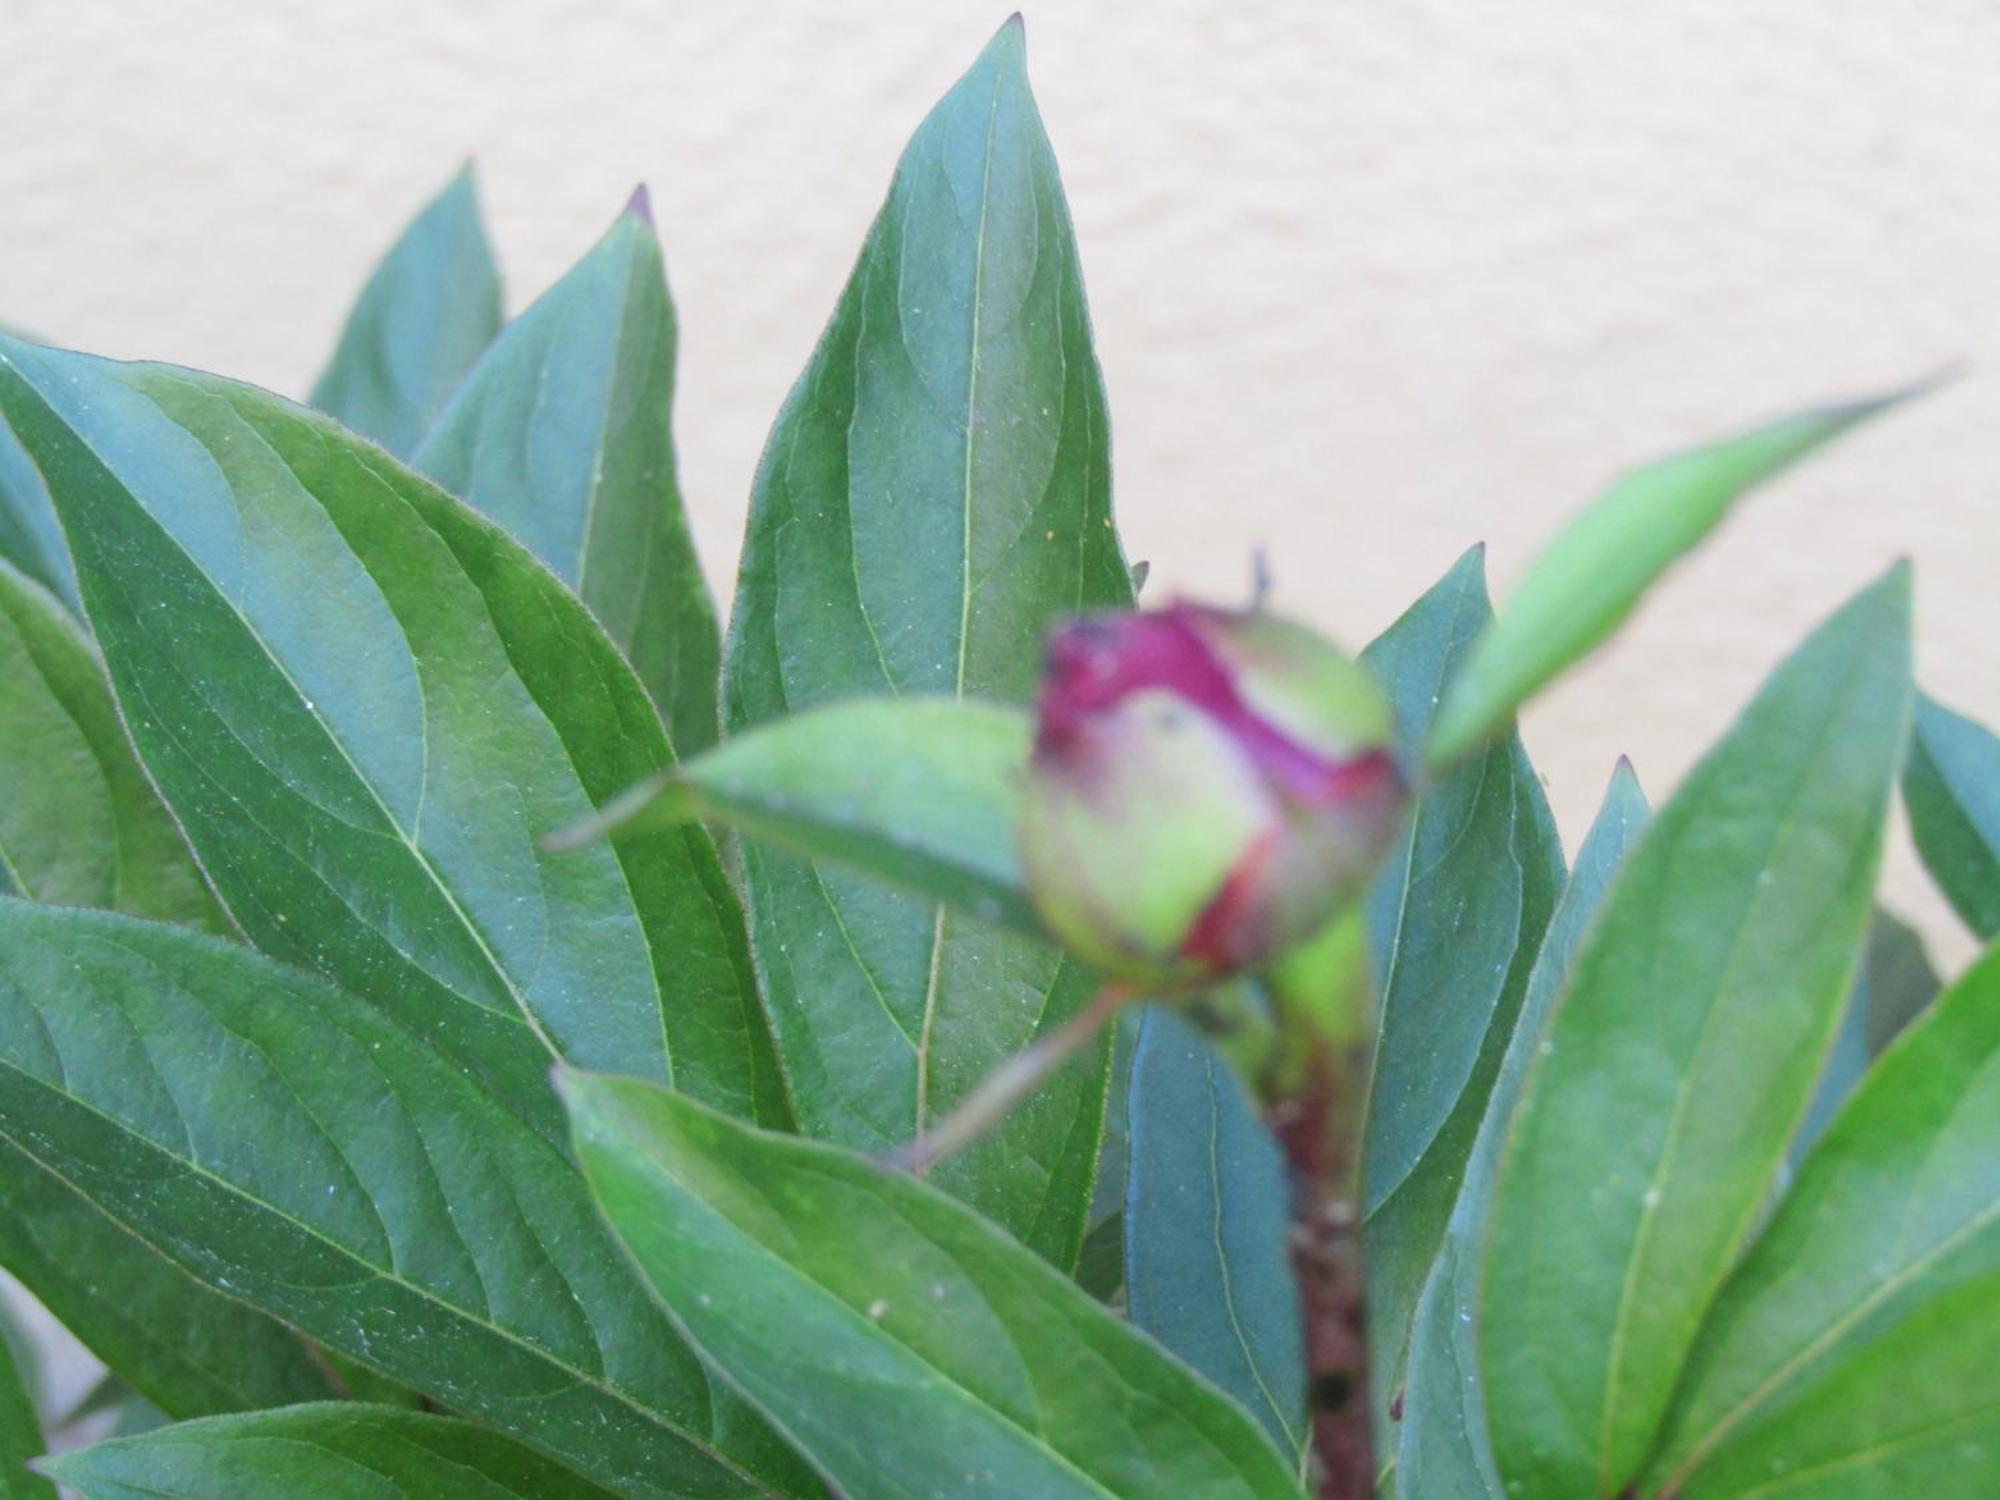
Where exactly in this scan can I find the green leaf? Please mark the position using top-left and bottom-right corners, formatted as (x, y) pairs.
(0, 557), (225, 930)
(0, 415), (72, 611)
(1426, 388), (1921, 769)
(1479, 564), (1914, 1496)
(0, 563), (346, 1420)
(1792, 908), (1940, 1162)
(1903, 692), (2000, 940)
(560, 1065), (1307, 1500)
(0, 1304), (50, 1500)
(0, 902), (818, 1499)
(557, 696), (1040, 934)
(1123, 1009), (1305, 1460)
(720, 19), (1131, 1260)
(308, 165), (502, 457)
(417, 195), (721, 755)
(1391, 761), (1649, 1499)
(1357, 546), (1565, 1422)
(0, 334), (786, 1141)
(0, 1144), (339, 1420)
(1646, 940), (2000, 1498)
(43, 1404), (615, 1498)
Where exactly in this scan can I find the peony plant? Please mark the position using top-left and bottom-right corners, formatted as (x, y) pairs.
(0, 16), (1991, 1500)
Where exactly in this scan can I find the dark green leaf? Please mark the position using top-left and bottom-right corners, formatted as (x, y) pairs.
(1480, 565), (1913, 1495)
(557, 696), (1040, 935)
(0, 557), (224, 929)
(1903, 692), (2000, 940)
(1792, 908), (1940, 1162)
(1647, 941), (2000, 1498)
(1357, 546), (1565, 1423)
(1124, 1009), (1304, 1460)
(417, 195), (721, 755)
(0, 560), (348, 1418)
(308, 166), (502, 457)
(0, 902), (817, 1499)
(1391, 761), (1649, 1498)
(0, 1315), (49, 1500)
(0, 1143), (338, 1420)
(43, 1404), (615, 1498)
(0, 334), (786, 1141)
(0, 416), (71, 611)
(1426, 387), (1923, 769)
(720, 19), (1131, 1261)
(560, 1065), (1307, 1500)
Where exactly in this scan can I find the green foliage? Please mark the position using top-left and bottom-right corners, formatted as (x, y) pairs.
(309, 166), (503, 457)
(0, 17), (1968, 1500)
(560, 1067), (1306, 1500)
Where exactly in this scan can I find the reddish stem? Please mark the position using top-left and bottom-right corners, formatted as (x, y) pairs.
(1267, 1040), (1372, 1499)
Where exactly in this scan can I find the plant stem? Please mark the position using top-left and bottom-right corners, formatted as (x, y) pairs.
(1267, 1037), (1372, 1499)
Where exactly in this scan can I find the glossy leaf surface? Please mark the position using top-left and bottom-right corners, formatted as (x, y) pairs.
(417, 198), (720, 754)
(563, 1066), (1306, 1500)
(1903, 692), (2000, 940)
(0, 335), (785, 1140)
(43, 1405), (614, 1499)
(559, 696), (1039, 935)
(720, 20), (1130, 1259)
(0, 903), (816, 1500)
(1358, 546), (1565, 1418)
(1391, 762), (1648, 1498)
(1480, 566), (1913, 1495)
(1124, 1008), (1304, 1459)
(1427, 390), (1917, 768)
(308, 167), (502, 457)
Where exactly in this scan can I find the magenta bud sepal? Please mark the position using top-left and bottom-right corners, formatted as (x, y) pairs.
(1020, 602), (1405, 982)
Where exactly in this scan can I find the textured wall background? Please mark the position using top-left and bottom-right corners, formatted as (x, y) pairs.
(2, 0), (1993, 1091)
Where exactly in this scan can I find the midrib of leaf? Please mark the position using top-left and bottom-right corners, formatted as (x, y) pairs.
(571, 234), (638, 611)
(1726, 1399), (2000, 1500)
(1202, 1051), (1299, 1454)
(1593, 666), (1875, 1489)
(642, 1144), (1130, 1500)
(0, 1046), (779, 1498)
(1659, 1048), (2000, 1491)
(915, 60), (1005, 1143)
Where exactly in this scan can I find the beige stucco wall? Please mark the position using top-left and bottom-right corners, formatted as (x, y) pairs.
(4, 4), (1993, 993)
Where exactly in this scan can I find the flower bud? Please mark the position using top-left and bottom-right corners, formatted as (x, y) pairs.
(1020, 603), (1404, 981)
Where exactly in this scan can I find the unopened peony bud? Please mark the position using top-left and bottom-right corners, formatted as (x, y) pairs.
(1021, 603), (1404, 981)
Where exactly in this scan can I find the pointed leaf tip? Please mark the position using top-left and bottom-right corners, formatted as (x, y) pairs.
(623, 183), (654, 227)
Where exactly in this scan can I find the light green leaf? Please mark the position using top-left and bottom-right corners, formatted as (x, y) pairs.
(43, 1404), (614, 1498)
(417, 194), (721, 755)
(1647, 940), (2000, 1498)
(1358, 546), (1565, 1425)
(1124, 1009), (1304, 1460)
(0, 557), (224, 929)
(0, 901), (818, 1499)
(308, 165), (502, 457)
(0, 333), (787, 1142)
(556, 696), (1040, 935)
(0, 1304), (50, 1500)
(720, 18), (1131, 1261)
(0, 416), (72, 612)
(1480, 564), (1913, 1495)
(1426, 389), (1921, 769)
(1903, 692), (2000, 940)
(1391, 761), (1648, 1499)
(560, 1065), (1307, 1500)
